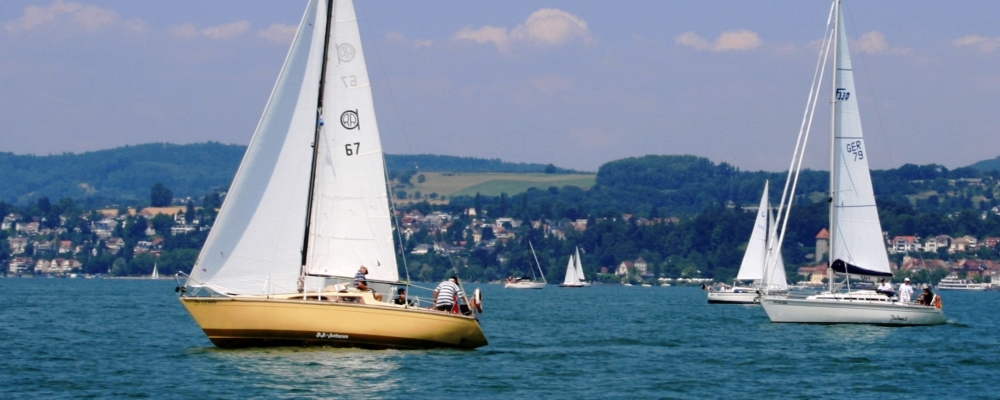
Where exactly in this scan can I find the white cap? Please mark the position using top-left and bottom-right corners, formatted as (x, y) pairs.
(904, 278), (910, 281)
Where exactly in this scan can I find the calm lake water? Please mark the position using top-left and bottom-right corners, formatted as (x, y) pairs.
(1, 278), (997, 399)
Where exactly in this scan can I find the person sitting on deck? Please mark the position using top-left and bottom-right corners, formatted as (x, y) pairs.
(916, 285), (935, 306)
(354, 266), (383, 301)
(876, 278), (895, 297)
(432, 276), (465, 313)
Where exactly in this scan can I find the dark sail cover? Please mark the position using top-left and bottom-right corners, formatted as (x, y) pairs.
(831, 259), (893, 278)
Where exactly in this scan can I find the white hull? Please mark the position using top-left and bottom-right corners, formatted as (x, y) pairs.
(761, 295), (946, 326)
(560, 282), (590, 288)
(707, 290), (759, 304)
(504, 281), (546, 289)
(937, 286), (986, 291)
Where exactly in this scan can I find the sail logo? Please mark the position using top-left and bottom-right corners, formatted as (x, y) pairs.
(337, 43), (355, 62)
(341, 110), (360, 130)
(316, 332), (348, 339)
(835, 88), (850, 101)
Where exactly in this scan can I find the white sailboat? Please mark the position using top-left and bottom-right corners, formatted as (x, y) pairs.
(560, 247), (589, 287)
(505, 241), (547, 289)
(707, 181), (787, 304)
(150, 263), (159, 279)
(574, 247), (591, 287)
(178, 0), (488, 348)
(760, 0), (945, 325)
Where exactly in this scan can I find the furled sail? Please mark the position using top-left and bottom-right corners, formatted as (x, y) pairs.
(303, 0), (398, 282)
(830, 10), (891, 278)
(189, 0), (327, 295)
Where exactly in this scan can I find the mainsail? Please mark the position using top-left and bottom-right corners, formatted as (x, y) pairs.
(735, 181), (771, 281)
(763, 202), (788, 291)
(829, 11), (891, 278)
(303, 0), (398, 283)
(574, 247), (585, 282)
(189, 0), (398, 294)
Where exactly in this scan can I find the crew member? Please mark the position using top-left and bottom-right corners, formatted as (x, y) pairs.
(432, 276), (465, 313)
(354, 266), (383, 301)
(917, 285), (935, 306)
(898, 278), (913, 303)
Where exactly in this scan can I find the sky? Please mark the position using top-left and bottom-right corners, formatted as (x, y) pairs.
(1, 1), (998, 172)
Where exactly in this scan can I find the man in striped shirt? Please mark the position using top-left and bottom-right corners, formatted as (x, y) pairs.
(432, 276), (464, 312)
(354, 266), (383, 301)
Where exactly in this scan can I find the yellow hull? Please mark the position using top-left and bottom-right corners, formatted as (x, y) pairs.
(179, 291), (488, 350)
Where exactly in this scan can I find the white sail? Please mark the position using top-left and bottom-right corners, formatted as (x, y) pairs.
(736, 181), (770, 281)
(574, 247), (585, 282)
(830, 11), (891, 277)
(151, 263), (159, 279)
(562, 254), (578, 285)
(304, 0), (398, 282)
(189, 0), (327, 295)
(763, 202), (788, 291)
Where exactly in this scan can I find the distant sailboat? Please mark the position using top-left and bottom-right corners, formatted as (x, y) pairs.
(560, 247), (590, 288)
(151, 263), (159, 279)
(707, 181), (787, 304)
(505, 241), (547, 289)
(759, 0), (945, 325)
(178, 0), (488, 348)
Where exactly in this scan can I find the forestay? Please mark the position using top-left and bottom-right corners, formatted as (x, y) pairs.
(189, 0), (327, 295)
(830, 10), (891, 278)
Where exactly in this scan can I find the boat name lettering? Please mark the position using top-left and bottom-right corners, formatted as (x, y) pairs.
(835, 88), (850, 101)
(773, 300), (788, 305)
(191, 300), (218, 304)
(341, 110), (359, 130)
(889, 315), (908, 322)
(337, 43), (355, 62)
(846, 140), (864, 161)
(316, 332), (348, 339)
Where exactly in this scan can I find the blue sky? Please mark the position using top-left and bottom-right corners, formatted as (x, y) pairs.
(1, 1), (998, 172)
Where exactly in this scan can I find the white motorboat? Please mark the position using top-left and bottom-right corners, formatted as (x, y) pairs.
(760, 0), (945, 326)
(937, 274), (987, 291)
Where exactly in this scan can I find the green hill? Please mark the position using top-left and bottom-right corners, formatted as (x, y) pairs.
(0, 143), (579, 205)
(969, 156), (1000, 172)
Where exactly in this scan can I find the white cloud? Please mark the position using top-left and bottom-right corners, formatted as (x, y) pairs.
(4, 0), (144, 34)
(451, 8), (593, 52)
(675, 30), (761, 52)
(201, 20), (250, 40)
(169, 23), (197, 39)
(386, 31), (434, 49)
(954, 35), (1000, 53)
(258, 23), (297, 44)
(854, 31), (910, 55)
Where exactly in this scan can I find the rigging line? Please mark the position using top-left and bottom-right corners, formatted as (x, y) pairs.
(844, 2), (897, 168)
(767, 6), (835, 292)
(357, 0), (414, 153)
(381, 155), (411, 285)
(766, 2), (835, 292)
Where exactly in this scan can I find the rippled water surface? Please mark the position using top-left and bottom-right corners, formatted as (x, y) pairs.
(1, 278), (997, 399)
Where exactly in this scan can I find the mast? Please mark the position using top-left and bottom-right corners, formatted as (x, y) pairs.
(827, 0), (839, 294)
(299, 0), (336, 290)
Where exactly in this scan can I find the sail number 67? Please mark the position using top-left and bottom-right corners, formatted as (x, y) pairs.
(846, 140), (863, 161)
(345, 142), (360, 156)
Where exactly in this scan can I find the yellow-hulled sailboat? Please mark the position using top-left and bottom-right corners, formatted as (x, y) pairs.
(178, 0), (487, 349)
